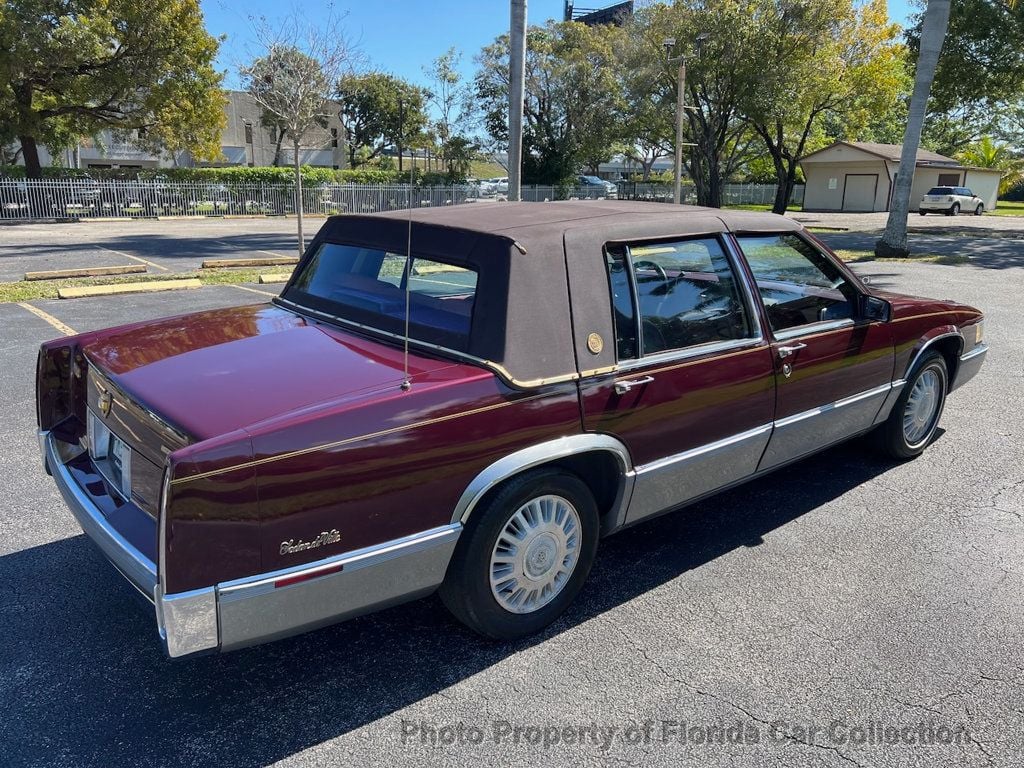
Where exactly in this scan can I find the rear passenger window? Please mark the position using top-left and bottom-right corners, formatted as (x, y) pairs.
(605, 237), (754, 359)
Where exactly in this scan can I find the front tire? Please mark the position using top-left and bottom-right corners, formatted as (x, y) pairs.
(919, 210), (927, 216)
(439, 468), (599, 640)
(875, 351), (948, 460)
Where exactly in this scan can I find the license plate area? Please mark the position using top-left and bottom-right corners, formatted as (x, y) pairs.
(87, 409), (132, 501)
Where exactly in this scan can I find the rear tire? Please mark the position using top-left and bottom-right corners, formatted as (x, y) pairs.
(919, 211), (927, 216)
(975, 203), (984, 216)
(439, 468), (599, 640)
(948, 202), (960, 216)
(875, 351), (948, 460)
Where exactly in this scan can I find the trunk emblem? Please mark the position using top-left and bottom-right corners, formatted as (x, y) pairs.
(280, 529), (341, 556)
(98, 391), (113, 417)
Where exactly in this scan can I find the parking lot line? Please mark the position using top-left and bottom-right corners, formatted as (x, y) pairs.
(17, 302), (77, 336)
(227, 284), (278, 298)
(94, 245), (169, 272)
(214, 240), (290, 259)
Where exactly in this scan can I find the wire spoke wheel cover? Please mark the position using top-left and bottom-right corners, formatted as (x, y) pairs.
(489, 494), (581, 614)
(903, 368), (942, 446)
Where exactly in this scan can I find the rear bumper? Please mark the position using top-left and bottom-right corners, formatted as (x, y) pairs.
(918, 201), (956, 212)
(44, 431), (460, 659)
(952, 343), (987, 391)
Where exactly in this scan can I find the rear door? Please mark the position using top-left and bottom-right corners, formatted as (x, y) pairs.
(733, 232), (894, 471)
(576, 233), (776, 526)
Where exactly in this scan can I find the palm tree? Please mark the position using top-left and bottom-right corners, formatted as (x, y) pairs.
(957, 136), (1024, 196)
(875, 0), (952, 258)
(876, 0), (1020, 257)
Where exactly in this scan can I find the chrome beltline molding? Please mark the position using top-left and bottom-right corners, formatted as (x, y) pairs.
(774, 382), (895, 428)
(634, 423), (773, 475)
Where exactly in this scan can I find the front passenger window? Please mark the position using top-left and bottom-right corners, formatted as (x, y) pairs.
(736, 234), (857, 333)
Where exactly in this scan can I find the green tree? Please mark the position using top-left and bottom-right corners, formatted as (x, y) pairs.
(337, 72), (428, 171)
(422, 48), (478, 180)
(741, 0), (907, 213)
(475, 21), (624, 185)
(0, 0), (224, 178)
(957, 136), (1024, 195)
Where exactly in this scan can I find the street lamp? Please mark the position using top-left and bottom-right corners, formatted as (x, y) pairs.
(663, 34), (708, 205)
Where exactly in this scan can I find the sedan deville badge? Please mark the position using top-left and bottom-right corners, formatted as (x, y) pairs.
(280, 529), (341, 556)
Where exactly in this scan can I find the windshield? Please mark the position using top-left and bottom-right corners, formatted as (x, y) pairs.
(581, 176), (604, 184)
(927, 187), (954, 195)
(283, 242), (478, 350)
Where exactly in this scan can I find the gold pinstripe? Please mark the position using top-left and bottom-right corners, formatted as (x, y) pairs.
(171, 393), (549, 485)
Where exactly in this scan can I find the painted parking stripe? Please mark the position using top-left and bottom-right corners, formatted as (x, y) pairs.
(215, 240), (291, 259)
(227, 284), (278, 298)
(17, 303), (77, 336)
(94, 245), (169, 272)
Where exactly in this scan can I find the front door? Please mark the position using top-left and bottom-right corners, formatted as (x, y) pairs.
(579, 234), (776, 525)
(733, 233), (894, 471)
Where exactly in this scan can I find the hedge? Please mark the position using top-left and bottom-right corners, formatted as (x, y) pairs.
(0, 165), (466, 185)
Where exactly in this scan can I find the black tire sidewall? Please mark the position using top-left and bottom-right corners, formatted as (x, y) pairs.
(443, 469), (599, 640)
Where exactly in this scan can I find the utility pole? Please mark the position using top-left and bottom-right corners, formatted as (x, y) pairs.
(508, 0), (527, 202)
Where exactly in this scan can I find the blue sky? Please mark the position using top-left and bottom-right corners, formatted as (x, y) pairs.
(202, 0), (918, 89)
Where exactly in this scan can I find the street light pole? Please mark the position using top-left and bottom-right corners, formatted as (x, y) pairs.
(673, 56), (685, 205)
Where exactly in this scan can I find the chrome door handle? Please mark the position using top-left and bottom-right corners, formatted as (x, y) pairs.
(614, 375), (654, 395)
(777, 343), (807, 359)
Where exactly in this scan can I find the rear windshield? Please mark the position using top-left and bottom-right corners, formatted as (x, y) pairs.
(927, 187), (954, 195)
(283, 242), (478, 350)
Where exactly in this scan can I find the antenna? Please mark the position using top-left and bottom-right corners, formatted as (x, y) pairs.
(401, 156), (414, 391)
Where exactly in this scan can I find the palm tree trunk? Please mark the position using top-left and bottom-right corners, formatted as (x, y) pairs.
(875, 0), (952, 258)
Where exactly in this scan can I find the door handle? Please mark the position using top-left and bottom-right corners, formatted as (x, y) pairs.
(614, 375), (654, 395)
(777, 343), (807, 359)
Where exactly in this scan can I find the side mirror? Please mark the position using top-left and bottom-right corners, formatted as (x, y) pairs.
(862, 295), (890, 322)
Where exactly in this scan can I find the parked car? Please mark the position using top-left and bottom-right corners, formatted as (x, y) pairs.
(37, 201), (987, 658)
(487, 176), (509, 195)
(919, 186), (985, 216)
(577, 174), (618, 199)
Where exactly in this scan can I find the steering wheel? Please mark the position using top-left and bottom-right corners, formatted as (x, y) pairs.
(633, 260), (668, 282)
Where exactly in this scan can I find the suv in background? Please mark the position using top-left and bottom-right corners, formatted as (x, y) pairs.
(577, 175), (618, 199)
(919, 186), (985, 216)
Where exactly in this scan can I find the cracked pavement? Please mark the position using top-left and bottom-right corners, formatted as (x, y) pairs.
(0, 224), (1021, 767)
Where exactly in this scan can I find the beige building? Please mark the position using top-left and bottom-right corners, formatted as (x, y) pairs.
(18, 90), (347, 171)
(800, 141), (1002, 213)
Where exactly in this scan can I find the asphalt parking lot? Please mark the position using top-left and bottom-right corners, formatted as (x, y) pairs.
(1, 216), (1022, 767)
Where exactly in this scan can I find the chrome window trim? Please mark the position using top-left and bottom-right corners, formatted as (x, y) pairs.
(772, 318), (856, 341)
(610, 233), (764, 367)
(614, 337), (767, 373)
(218, 523), (462, 597)
(774, 382), (894, 428)
(634, 423), (773, 475)
(450, 434), (633, 524)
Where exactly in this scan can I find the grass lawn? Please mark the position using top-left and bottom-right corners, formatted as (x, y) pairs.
(832, 248), (970, 266)
(991, 201), (1024, 217)
(0, 267), (291, 303)
(469, 160), (508, 180)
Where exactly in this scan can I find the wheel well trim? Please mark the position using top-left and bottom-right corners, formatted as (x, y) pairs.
(903, 328), (963, 382)
(450, 434), (633, 525)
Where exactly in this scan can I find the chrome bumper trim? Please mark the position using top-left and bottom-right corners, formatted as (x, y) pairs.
(215, 523), (462, 652)
(45, 432), (157, 601)
(156, 586), (218, 658)
(952, 343), (987, 391)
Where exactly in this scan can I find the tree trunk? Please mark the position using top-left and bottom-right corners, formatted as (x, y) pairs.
(293, 140), (304, 258)
(20, 135), (42, 179)
(273, 130), (285, 167)
(876, 0), (952, 258)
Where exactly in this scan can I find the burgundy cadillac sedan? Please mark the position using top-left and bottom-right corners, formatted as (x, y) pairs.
(36, 201), (987, 657)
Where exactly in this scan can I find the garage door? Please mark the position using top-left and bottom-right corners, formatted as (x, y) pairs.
(842, 174), (877, 212)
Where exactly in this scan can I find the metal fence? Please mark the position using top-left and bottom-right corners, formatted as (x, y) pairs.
(0, 178), (803, 221)
(0, 179), (476, 220)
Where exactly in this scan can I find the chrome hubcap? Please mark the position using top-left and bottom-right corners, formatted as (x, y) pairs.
(490, 494), (580, 614)
(903, 369), (942, 445)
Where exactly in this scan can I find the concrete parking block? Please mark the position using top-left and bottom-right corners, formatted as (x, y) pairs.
(258, 273), (291, 283)
(57, 278), (201, 299)
(24, 265), (146, 281)
(202, 256), (299, 269)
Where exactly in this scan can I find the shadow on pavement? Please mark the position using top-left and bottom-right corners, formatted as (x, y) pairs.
(0, 440), (901, 767)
